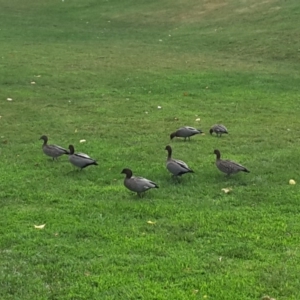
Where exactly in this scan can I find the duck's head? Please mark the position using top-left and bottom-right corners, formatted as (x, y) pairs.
(39, 135), (48, 142)
(209, 128), (214, 135)
(121, 168), (133, 178)
(170, 132), (176, 140)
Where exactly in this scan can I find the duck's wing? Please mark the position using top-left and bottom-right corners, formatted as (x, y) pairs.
(51, 144), (69, 153)
(173, 158), (191, 170)
(216, 124), (228, 133)
(76, 152), (91, 159)
(183, 126), (201, 133)
(224, 159), (248, 171)
(134, 176), (159, 188)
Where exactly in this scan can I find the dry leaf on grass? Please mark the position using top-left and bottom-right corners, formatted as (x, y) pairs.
(195, 118), (201, 122)
(262, 296), (276, 300)
(221, 188), (232, 194)
(157, 106), (162, 109)
(289, 179), (296, 185)
(31, 81), (36, 85)
(34, 224), (46, 229)
(79, 139), (86, 143)
(147, 220), (156, 225)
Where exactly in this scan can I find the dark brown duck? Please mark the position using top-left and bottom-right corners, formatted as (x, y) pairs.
(214, 149), (250, 175)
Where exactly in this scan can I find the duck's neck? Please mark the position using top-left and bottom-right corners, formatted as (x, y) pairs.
(167, 149), (172, 159)
(126, 171), (132, 179)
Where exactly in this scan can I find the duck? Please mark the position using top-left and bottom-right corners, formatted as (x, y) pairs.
(170, 126), (203, 141)
(121, 168), (159, 197)
(68, 145), (98, 170)
(213, 149), (250, 176)
(39, 135), (69, 160)
(209, 124), (228, 137)
(165, 145), (194, 177)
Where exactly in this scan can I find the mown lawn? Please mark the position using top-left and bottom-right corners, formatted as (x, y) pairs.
(1, 0), (300, 299)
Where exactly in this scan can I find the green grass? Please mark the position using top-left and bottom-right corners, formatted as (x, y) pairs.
(1, 0), (300, 299)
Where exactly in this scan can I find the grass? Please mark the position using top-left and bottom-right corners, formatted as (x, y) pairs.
(1, 0), (300, 299)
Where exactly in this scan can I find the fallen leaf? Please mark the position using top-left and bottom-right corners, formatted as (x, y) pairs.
(289, 179), (296, 185)
(221, 188), (232, 194)
(262, 296), (276, 300)
(79, 139), (86, 143)
(31, 81), (36, 84)
(157, 106), (162, 109)
(34, 224), (46, 229)
(147, 220), (156, 225)
(7, 98), (13, 101)
(195, 118), (200, 122)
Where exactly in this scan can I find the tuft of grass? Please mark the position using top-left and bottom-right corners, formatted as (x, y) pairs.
(1, 0), (300, 299)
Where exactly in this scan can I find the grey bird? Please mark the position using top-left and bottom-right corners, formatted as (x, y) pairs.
(68, 145), (98, 170)
(213, 149), (250, 176)
(39, 135), (69, 161)
(170, 126), (203, 141)
(121, 168), (159, 197)
(165, 145), (194, 177)
(209, 124), (228, 137)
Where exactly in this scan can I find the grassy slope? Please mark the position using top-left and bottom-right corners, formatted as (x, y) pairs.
(0, 0), (300, 299)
